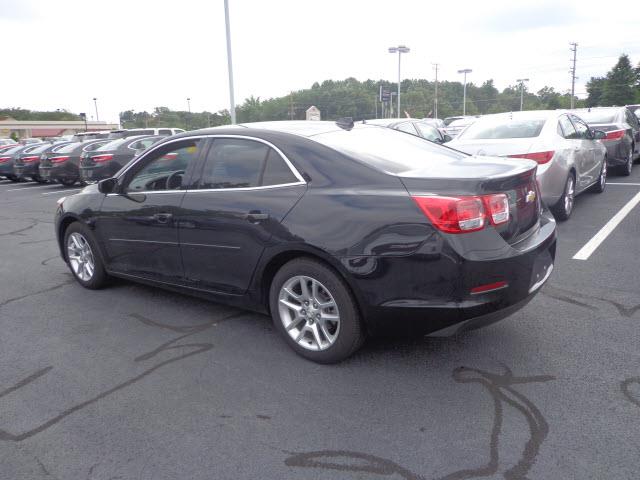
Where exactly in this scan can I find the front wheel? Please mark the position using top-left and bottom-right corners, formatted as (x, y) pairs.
(269, 258), (364, 364)
(551, 173), (575, 221)
(64, 222), (109, 289)
(59, 177), (78, 187)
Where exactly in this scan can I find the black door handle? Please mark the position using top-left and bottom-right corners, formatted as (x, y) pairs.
(245, 211), (269, 223)
(153, 212), (173, 224)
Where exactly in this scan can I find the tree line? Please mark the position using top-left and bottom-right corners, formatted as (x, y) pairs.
(2, 54), (637, 129)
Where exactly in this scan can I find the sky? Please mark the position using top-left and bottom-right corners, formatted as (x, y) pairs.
(1, 0), (639, 124)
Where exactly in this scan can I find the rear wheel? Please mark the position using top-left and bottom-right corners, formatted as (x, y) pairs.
(7, 175), (19, 182)
(620, 149), (633, 176)
(64, 222), (108, 289)
(269, 258), (364, 364)
(59, 177), (78, 187)
(590, 159), (607, 193)
(551, 173), (575, 221)
(31, 174), (46, 183)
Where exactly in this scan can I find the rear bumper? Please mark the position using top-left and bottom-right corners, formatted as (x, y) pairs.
(41, 163), (78, 182)
(14, 163), (39, 178)
(80, 163), (119, 182)
(603, 140), (631, 165)
(0, 161), (15, 176)
(343, 212), (557, 336)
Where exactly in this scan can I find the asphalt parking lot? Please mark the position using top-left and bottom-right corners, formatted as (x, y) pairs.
(1, 172), (639, 480)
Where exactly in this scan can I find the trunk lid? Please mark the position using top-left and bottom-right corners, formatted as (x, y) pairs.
(400, 155), (541, 244)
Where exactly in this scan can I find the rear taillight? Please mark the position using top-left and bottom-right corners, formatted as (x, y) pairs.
(604, 129), (625, 141)
(0, 156), (10, 163)
(508, 151), (554, 165)
(91, 154), (113, 163)
(412, 193), (510, 234)
(50, 156), (70, 164)
(470, 281), (509, 295)
(22, 155), (40, 163)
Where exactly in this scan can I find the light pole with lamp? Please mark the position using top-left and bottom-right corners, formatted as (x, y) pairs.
(457, 68), (472, 116)
(93, 98), (99, 122)
(388, 45), (410, 118)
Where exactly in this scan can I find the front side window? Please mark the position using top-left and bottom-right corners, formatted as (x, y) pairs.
(125, 139), (202, 192)
(197, 138), (298, 190)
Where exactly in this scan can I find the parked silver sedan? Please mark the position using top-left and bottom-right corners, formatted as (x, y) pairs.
(449, 110), (608, 220)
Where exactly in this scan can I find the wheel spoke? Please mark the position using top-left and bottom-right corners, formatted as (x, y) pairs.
(286, 316), (305, 331)
(279, 298), (302, 312)
(321, 312), (339, 322)
(310, 324), (323, 349)
(311, 279), (319, 302)
(318, 299), (336, 310)
(299, 278), (311, 299)
(294, 327), (307, 343)
(283, 287), (301, 301)
(319, 321), (335, 343)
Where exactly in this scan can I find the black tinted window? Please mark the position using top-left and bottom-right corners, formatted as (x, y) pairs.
(262, 149), (298, 186)
(199, 139), (268, 189)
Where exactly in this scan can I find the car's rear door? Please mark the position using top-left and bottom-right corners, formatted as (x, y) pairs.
(570, 115), (600, 188)
(178, 136), (306, 294)
(95, 138), (204, 282)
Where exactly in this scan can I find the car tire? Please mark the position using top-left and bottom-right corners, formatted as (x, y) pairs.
(63, 222), (109, 289)
(7, 175), (19, 182)
(31, 174), (46, 184)
(620, 149), (633, 176)
(590, 159), (607, 193)
(551, 173), (575, 221)
(59, 177), (78, 187)
(269, 257), (365, 364)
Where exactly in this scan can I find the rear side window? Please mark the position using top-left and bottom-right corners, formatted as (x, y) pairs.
(558, 116), (578, 139)
(395, 122), (418, 135)
(159, 129), (172, 135)
(414, 122), (441, 142)
(197, 139), (297, 189)
(83, 141), (110, 152)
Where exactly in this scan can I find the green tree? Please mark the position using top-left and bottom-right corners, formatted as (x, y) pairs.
(601, 55), (636, 106)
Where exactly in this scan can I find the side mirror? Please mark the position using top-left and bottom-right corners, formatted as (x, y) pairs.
(443, 134), (453, 143)
(593, 129), (607, 140)
(98, 177), (118, 194)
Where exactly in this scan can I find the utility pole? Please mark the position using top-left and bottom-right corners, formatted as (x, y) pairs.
(224, 0), (236, 124)
(569, 42), (578, 109)
(289, 92), (294, 120)
(516, 78), (529, 111)
(92, 98), (99, 122)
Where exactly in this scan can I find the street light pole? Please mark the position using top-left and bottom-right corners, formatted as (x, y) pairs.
(224, 0), (236, 124)
(187, 97), (191, 113)
(93, 97), (99, 122)
(457, 69), (472, 116)
(388, 45), (410, 118)
(432, 63), (439, 119)
(516, 78), (529, 111)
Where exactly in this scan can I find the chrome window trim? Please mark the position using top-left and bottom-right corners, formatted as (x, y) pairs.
(106, 181), (305, 196)
(116, 133), (307, 187)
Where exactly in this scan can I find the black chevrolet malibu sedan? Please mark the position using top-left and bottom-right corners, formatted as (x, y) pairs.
(0, 144), (39, 181)
(40, 139), (111, 186)
(14, 141), (71, 182)
(55, 121), (556, 363)
(79, 135), (166, 183)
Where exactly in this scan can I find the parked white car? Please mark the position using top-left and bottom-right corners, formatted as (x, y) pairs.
(449, 110), (608, 220)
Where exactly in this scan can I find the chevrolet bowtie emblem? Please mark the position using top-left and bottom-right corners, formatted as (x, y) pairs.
(526, 190), (536, 203)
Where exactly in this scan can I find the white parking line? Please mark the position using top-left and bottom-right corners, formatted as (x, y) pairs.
(5, 184), (58, 192)
(607, 183), (640, 186)
(573, 191), (640, 260)
(41, 188), (82, 195)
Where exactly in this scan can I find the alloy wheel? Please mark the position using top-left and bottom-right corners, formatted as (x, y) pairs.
(564, 176), (575, 215)
(67, 232), (95, 282)
(600, 162), (607, 189)
(278, 275), (341, 351)
(627, 150), (634, 175)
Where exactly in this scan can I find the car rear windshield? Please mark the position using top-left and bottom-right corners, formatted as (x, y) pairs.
(2, 146), (24, 155)
(459, 118), (545, 139)
(313, 126), (466, 175)
(54, 142), (82, 153)
(95, 137), (131, 151)
(575, 110), (618, 124)
(26, 143), (52, 153)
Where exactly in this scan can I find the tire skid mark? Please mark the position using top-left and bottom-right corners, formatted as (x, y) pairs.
(0, 221), (38, 237)
(0, 280), (75, 308)
(285, 365), (555, 480)
(542, 284), (640, 318)
(0, 311), (246, 442)
(621, 378), (640, 409)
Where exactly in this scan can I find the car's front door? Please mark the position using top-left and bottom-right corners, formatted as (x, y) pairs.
(178, 137), (306, 294)
(95, 138), (204, 282)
